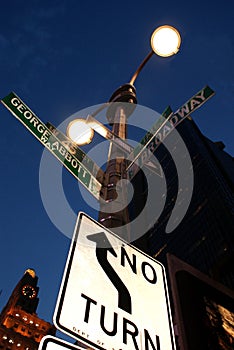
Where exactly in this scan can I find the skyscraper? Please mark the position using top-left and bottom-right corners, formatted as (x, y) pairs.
(133, 116), (234, 291)
(0, 269), (56, 350)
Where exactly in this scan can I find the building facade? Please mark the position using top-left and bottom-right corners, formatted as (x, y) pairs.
(132, 116), (234, 291)
(0, 269), (56, 350)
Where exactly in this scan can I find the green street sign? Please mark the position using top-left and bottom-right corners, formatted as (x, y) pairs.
(127, 106), (172, 180)
(127, 85), (215, 178)
(130, 105), (173, 159)
(1, 92), (102, 200)
(172, 85), (214, 121)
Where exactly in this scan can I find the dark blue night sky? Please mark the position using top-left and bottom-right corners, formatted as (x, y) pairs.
(0, 0), (233, 344)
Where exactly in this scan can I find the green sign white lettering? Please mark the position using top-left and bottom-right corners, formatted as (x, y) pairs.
(127, 105), (172, 180)
(1, 92), (102, 199)
(127, 85), (215, 178)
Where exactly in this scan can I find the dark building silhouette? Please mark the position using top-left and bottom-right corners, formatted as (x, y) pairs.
(167, 254), (234, 350)
(132, 116), (234, 291)
(0, 269), (56, 350)
(128, 115), (234, 349)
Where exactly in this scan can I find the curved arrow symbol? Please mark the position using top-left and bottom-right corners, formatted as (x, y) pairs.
(87, 232), (132, 314)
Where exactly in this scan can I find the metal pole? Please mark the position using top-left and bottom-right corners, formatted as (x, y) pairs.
(129, 50), (154, 86)
(98, 84), (137, 241)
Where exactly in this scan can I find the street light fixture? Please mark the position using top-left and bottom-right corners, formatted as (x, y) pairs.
(65, 24), (181, 235)
(65, 24), (181, 236)
(151, 25), (181, 57)
(66, 118), (94, 146)
(66, 25), (181, 143)
(129, 24), (181, 85)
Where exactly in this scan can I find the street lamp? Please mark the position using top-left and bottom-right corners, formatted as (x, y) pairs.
(151, 25), (181, 57)
(66, 25), (181, 145)
(66, 119), (94, 146)
(129, 25), (181, 86)
(66, 25), (181, 239)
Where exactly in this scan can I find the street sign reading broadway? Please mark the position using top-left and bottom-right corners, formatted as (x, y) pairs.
(54, 212), (176, 350)
(127, 85), (215, 176)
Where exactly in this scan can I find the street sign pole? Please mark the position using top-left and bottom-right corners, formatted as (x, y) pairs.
(1, 86), (215, 350)
(86, 114), (163, 177)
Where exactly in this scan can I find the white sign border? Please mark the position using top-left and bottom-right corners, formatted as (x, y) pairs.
(53, 212), (176, 350)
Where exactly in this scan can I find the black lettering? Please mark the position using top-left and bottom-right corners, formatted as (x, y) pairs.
(87, 232), (132, 314)
(144, 330), (161, 350)
(100, 305), (118, 336)
(123, 318), (139, 350)
(81, 293), (97, 323)
(121, 247), (137, 274)
(141, 262), (157, 284)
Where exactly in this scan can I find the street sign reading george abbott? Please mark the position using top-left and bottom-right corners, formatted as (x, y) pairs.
(53, 212), (176, 350)
(39, 335), (85, 350)
(1, 92), (102, 200)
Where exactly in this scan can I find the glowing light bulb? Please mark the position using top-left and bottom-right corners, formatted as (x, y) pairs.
(151, 25), (181, 57)
(67, 119), (94, 145)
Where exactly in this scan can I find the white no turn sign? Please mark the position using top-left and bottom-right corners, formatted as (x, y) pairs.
(53, 212), (176, 350)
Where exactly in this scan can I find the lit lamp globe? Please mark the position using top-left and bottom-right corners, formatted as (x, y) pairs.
(66, 119), (94, 145)
(151, 25), (181, 57)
